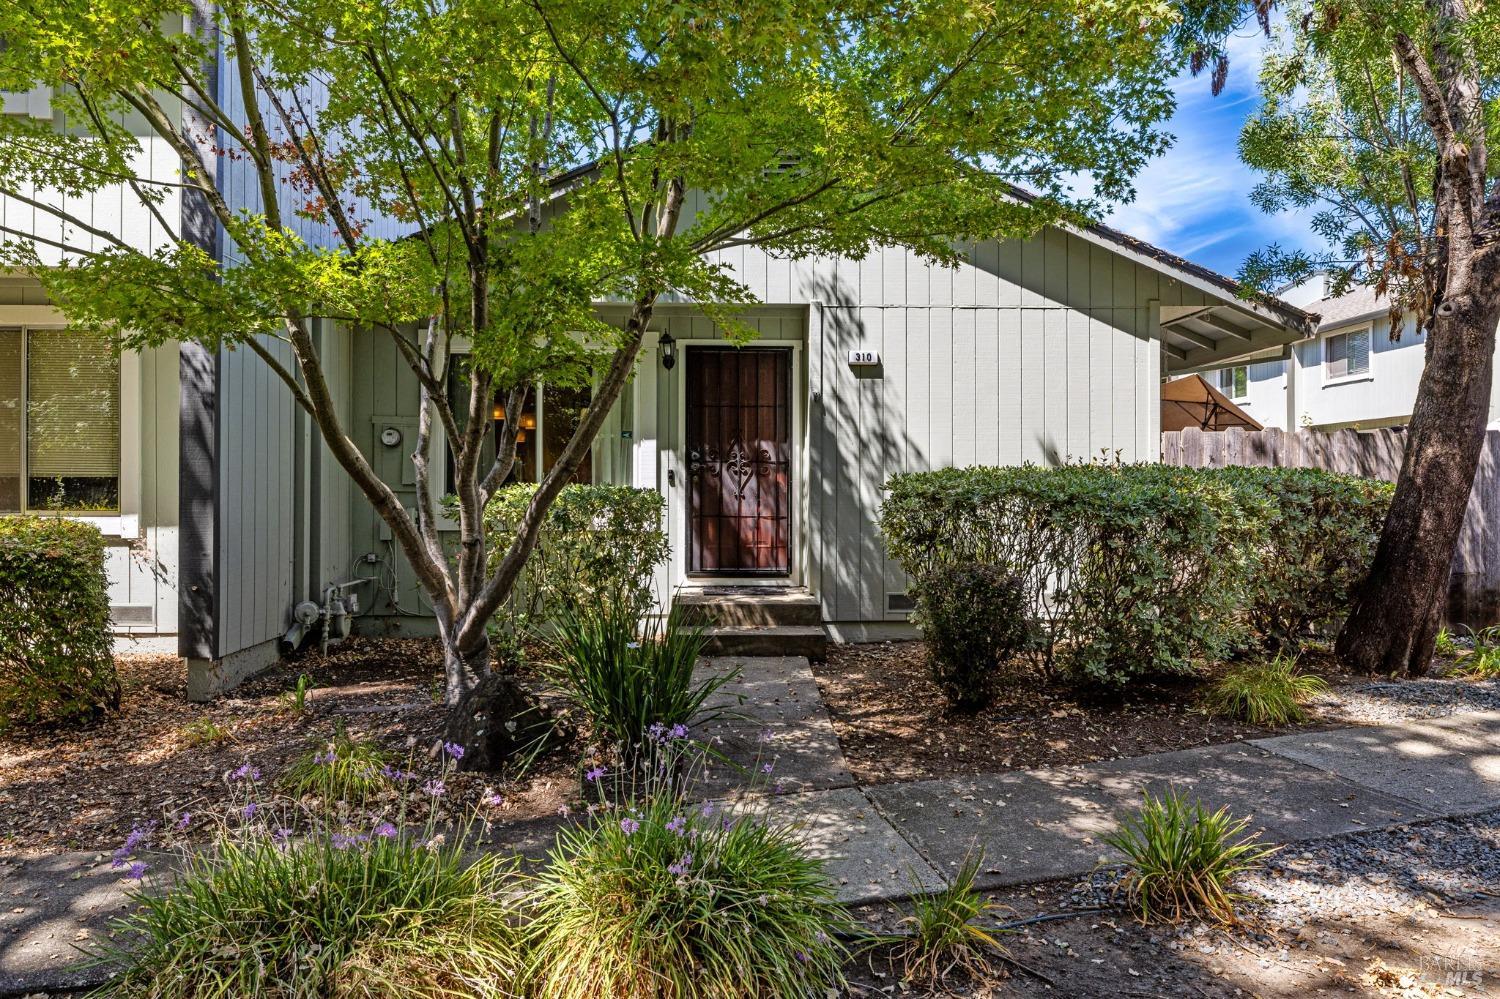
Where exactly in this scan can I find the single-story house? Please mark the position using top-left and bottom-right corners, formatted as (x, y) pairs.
(3, 194), (1314, 696)
(2, 78), (1315, 694)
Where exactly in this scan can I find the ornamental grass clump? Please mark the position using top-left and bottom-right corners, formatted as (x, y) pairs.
(99, 745), (524, 999)
(896, 850), (1008, 985)
(1455, 625), (1500, 679)
(546, 600), (736, 768)
(525, 789), (851, 999)
(1105, 787), (1277, 926)
(1202, 657), (1328, 726)
(280, 724), (393, 804)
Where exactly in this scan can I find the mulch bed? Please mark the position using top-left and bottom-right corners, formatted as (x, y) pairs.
(0, 637), (579, 858)
(812, 642), (1356, 785)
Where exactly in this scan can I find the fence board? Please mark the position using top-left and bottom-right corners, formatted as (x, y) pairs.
(1162, 426), (1500, 628)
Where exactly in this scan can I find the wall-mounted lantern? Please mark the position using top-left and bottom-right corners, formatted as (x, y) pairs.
(659, 332), (677, 371)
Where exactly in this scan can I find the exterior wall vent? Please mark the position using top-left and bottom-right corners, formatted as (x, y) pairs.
(887, 592), (915, 612)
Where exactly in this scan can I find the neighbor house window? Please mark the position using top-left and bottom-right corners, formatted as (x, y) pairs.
(442, 362), (591, 494)
(1324, 328), (1371, 379)
(0, 327), (120, 513)
(1217, 365), (1248, 399)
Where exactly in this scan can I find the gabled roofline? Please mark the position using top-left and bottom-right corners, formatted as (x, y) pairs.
(1003, 186), (1316, 337)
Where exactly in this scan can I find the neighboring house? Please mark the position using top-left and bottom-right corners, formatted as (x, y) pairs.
(1202, 276), (1500, 432)
(2, 77), (1315, 696)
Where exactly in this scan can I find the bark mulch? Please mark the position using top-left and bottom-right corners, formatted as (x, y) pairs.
(812, 642), (1359, 786)
(0, 637), (579, 858)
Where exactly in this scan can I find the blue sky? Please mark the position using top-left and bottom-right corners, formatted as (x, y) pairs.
(1103, 27), (1320, 280)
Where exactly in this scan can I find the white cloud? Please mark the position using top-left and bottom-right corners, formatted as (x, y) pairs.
(1101, 17), (1322, 276)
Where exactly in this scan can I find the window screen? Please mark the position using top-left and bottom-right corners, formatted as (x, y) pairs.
(22, 329), (120, 510)
(1326, 329), (1371, 379)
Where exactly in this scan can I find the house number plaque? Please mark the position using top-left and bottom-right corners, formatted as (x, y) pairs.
(847, 350), (880, 366)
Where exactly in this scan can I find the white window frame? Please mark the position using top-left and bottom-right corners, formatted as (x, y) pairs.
(0, 309), (138, 537)
(1323, 324), (1373, 384)
(1216, 365), (1249, 401)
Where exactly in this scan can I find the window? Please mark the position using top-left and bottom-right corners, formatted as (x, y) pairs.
(442, 362), (591, 495)
(1325, 328), (1371, 379)
(0, 327), (120, 513)
(1216, 365), (1248, 399)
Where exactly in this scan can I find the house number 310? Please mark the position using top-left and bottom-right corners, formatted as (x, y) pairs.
(848, 350), (880, 366)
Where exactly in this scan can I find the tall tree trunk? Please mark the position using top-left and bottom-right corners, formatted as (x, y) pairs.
(1336, 286), (1500, 675)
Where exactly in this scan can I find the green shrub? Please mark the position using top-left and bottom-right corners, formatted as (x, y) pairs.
(1213, 467), (1391, 651)
(103, 826), (523, 998)
(913, 563), (1029, 710)
(280, 726), (392, 804)
(1434, 627), (1459, 658)
(526, 791), (850, 998)
(0, 516), (118, 729)
(1105, 787), (1277, 926)
(480, 484), (670, 630)
(880, 463), (1390, 689)
(1457, 624), (1500, 678)
(545, 602), (732, 768)
(897, 850), (1007, 985)
(882, 464), (1249, 688)
(180, 717), (232, 747)
(1203, 657), (1328, 726)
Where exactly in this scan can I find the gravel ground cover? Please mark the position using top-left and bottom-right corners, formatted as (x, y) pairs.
(849, 810), (1500, 997)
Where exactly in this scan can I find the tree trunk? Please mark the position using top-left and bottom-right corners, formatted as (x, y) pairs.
(1336, 287), (1500, 675)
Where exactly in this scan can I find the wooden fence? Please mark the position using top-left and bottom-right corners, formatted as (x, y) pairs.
(1162, 426), (1500, 629)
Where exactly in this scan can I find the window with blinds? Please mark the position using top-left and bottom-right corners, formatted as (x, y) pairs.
(1325, 328), (1371, 380)
(0, 327), (120, 513)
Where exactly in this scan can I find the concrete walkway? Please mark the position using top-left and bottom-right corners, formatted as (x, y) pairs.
(6, 657), (1500, 995)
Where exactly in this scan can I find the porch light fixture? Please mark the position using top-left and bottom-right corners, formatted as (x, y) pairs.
(659, 332), (677, 371)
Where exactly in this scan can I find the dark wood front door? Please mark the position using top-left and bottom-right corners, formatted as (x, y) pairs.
(686, 347), (792, 574)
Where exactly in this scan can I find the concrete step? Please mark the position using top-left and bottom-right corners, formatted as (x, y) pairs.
(699, 625), (828, 661)
(674, 587), (823, 627)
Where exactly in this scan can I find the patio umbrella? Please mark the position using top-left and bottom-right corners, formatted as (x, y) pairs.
(1161, 374), (1263, 432)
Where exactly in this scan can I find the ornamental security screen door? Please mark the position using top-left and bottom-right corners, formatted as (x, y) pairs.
(684, 346), (792, 574)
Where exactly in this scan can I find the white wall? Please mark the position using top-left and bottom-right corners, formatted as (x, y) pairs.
(0, 95), (184, 642)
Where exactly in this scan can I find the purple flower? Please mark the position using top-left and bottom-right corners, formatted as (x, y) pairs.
(665, 815), (687, 836)
(700, 801), (716, 818)
(585, 766), (606, 783)
(443, 741), (465, 761)
(670, 723), (689, 740)
(273, 827), (292, 845)
(619, 817), (640, 836)
(112, 822), (155, 866)
(373, 822), (398, 839)
(482, 792), (505, 807)
(648, 722), (667, 743)
(241, 802), (260, 819)
(423, 779), (446, 798)
(757, 729), (775, 744)
(627, 641), (641, 650)
(761, 762), (775, 775)
(175, 813), (192, 831)
(796, 950), (810, 963)
(667, 852), (694, 876)
(380, 764), (410, 782)
(313, 750), (336, 765)
(230, 763), (261, 782)
(126, 861), (148, 881)
(773, 781), (786, 795)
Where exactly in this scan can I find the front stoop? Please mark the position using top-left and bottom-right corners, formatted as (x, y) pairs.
(674, 586), (828, 660)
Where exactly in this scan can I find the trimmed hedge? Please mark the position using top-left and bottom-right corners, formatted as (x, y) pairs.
(0, 516), (119, 729)
(481, 484), (669, 630)
(881, 464), (1391, 690)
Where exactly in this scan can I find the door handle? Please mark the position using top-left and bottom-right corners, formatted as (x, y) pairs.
(667, 468), (676, 487)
